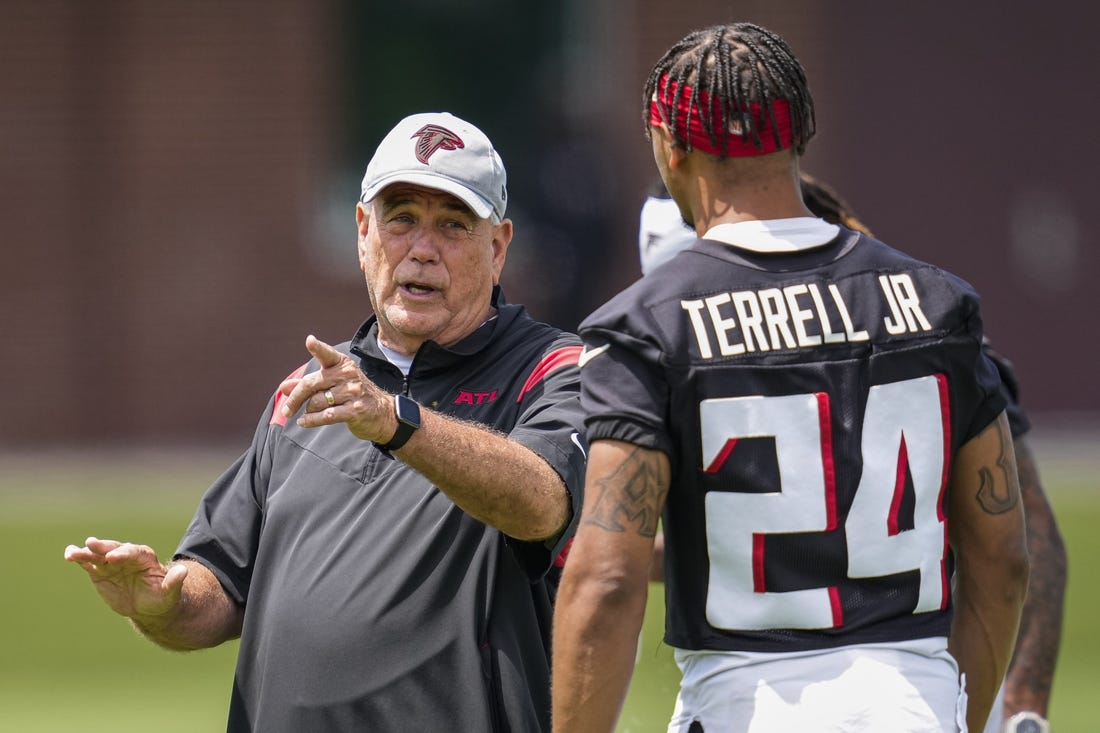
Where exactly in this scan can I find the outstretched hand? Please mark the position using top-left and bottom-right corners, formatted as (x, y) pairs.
(277, 335), (397, 444)
(63, 537), (187, 622)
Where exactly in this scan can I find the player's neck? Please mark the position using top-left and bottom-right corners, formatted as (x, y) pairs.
(681, 153), (810, 231)
(689, 182), (810, 230)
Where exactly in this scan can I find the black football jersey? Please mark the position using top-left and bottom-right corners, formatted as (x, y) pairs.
(983, 338), (1030, 438)
(579, 228), (1006, 653)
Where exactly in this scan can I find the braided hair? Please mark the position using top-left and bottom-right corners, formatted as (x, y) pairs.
(643, 23), (815, 156)
(799, 173), (873, 236)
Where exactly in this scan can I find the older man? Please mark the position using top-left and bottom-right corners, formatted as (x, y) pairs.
(66, 112), (587, 732)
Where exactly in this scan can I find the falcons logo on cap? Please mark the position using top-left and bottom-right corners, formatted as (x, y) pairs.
(411, 124), (464, 164)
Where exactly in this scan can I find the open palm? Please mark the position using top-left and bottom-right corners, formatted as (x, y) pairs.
(64, 537), (185, 621)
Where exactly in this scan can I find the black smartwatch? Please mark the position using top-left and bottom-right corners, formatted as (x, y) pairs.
(374, 394), (421, 455)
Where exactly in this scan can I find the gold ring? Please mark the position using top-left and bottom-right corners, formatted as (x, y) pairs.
(324, 389), (335, 406)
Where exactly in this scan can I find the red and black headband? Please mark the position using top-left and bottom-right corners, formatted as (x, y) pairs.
(648, 72), (794, 157)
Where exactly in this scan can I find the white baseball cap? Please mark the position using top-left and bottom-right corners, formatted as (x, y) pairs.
(360, 112), (508, 221)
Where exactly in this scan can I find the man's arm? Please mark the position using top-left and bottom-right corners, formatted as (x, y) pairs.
(947, 412), (1031, 732)
(1002, 435), (1067, 719)
(649, 531), (665, 583)
(395, 409), (572, 541)
(64, 537), (243, 651)
(552, 439), (669, 733)
(281, 335), (574, 542)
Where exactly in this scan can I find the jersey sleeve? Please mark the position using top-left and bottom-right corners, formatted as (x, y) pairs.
(173, 373), (293, 605)
(946, 285), (1010, 445)
(504, 337), (588, 577)
(982, 338), (1031, 438)
(578, 293), (674, 458)
(580, 335), (672, 452)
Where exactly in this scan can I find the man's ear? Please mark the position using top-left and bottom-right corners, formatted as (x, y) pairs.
(490, 218), (513, 286)
(356, 202), (370, 235)
(356, 202), (371, 262)
(653, 123), (688, 171)
(663, 134), (690, 171)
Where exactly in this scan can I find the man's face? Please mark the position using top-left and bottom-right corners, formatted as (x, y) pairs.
(357, 184), (512, 355)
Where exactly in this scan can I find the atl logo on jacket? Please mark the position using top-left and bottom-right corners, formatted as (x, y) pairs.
(454, 390), (498, 405)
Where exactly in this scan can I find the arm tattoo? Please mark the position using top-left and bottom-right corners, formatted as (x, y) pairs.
(976, 420), (1020, 515)
(584, 447), (668, 537)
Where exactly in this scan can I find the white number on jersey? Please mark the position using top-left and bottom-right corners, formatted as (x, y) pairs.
(699, 374), (949, 631)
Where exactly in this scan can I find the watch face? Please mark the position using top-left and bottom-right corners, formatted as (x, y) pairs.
(1016, 722), (1041, 733)
(395, 395), (421, 428)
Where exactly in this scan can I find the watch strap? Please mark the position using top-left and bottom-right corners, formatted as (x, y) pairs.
(374, 394), (420, 454)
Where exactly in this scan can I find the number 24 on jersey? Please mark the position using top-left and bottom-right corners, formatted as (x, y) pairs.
(700, 374), (950, 631)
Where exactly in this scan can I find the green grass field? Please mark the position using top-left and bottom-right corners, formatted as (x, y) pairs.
(2, 451), (1096, 731)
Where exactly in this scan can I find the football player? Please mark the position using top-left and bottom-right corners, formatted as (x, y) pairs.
(553, 22), (1030, 733)
(638, 173), (1065, 733)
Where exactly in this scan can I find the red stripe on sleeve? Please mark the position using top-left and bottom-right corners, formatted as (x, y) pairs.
(269, 363), (309, 426)
(553, 537), (574, 568)
(516, 345), (582, 402)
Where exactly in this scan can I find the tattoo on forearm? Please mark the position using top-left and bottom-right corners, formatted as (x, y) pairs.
(584, 448), (668, 537)
(976, 421), (1019, 515)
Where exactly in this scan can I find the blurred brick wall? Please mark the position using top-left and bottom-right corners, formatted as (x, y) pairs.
(1, 1), (358, 446)
(2, 1), (1095, 451)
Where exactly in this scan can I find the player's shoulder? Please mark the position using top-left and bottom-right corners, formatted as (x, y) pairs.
(850, 235), (952, 275)
(850, 236), (985, 315)
(982, 336), (1025, 407)
(578, 272), (667, 337)
(981, 335), (1014, 368)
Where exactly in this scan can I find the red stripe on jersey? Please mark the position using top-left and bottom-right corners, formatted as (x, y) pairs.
(829, 586), (844, 627)
(888, 435), (910, 536)
(752, 533), (766, 593)
(935, 373), (951, 610)
(516, 345), (582, 402)
(554, 537), (574, 568)
(816, 392), (838, 531)
(269, 363), (309, 426)
(935, 373), (951, 522)
(704, 438), (738, 474)
(940, 518), (950, 610)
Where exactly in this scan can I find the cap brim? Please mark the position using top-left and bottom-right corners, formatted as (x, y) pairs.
(361, 172), (494, 220)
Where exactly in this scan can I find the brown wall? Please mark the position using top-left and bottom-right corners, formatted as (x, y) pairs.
(2, 2), (1096, 449)
(2, 2), (353, 446)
